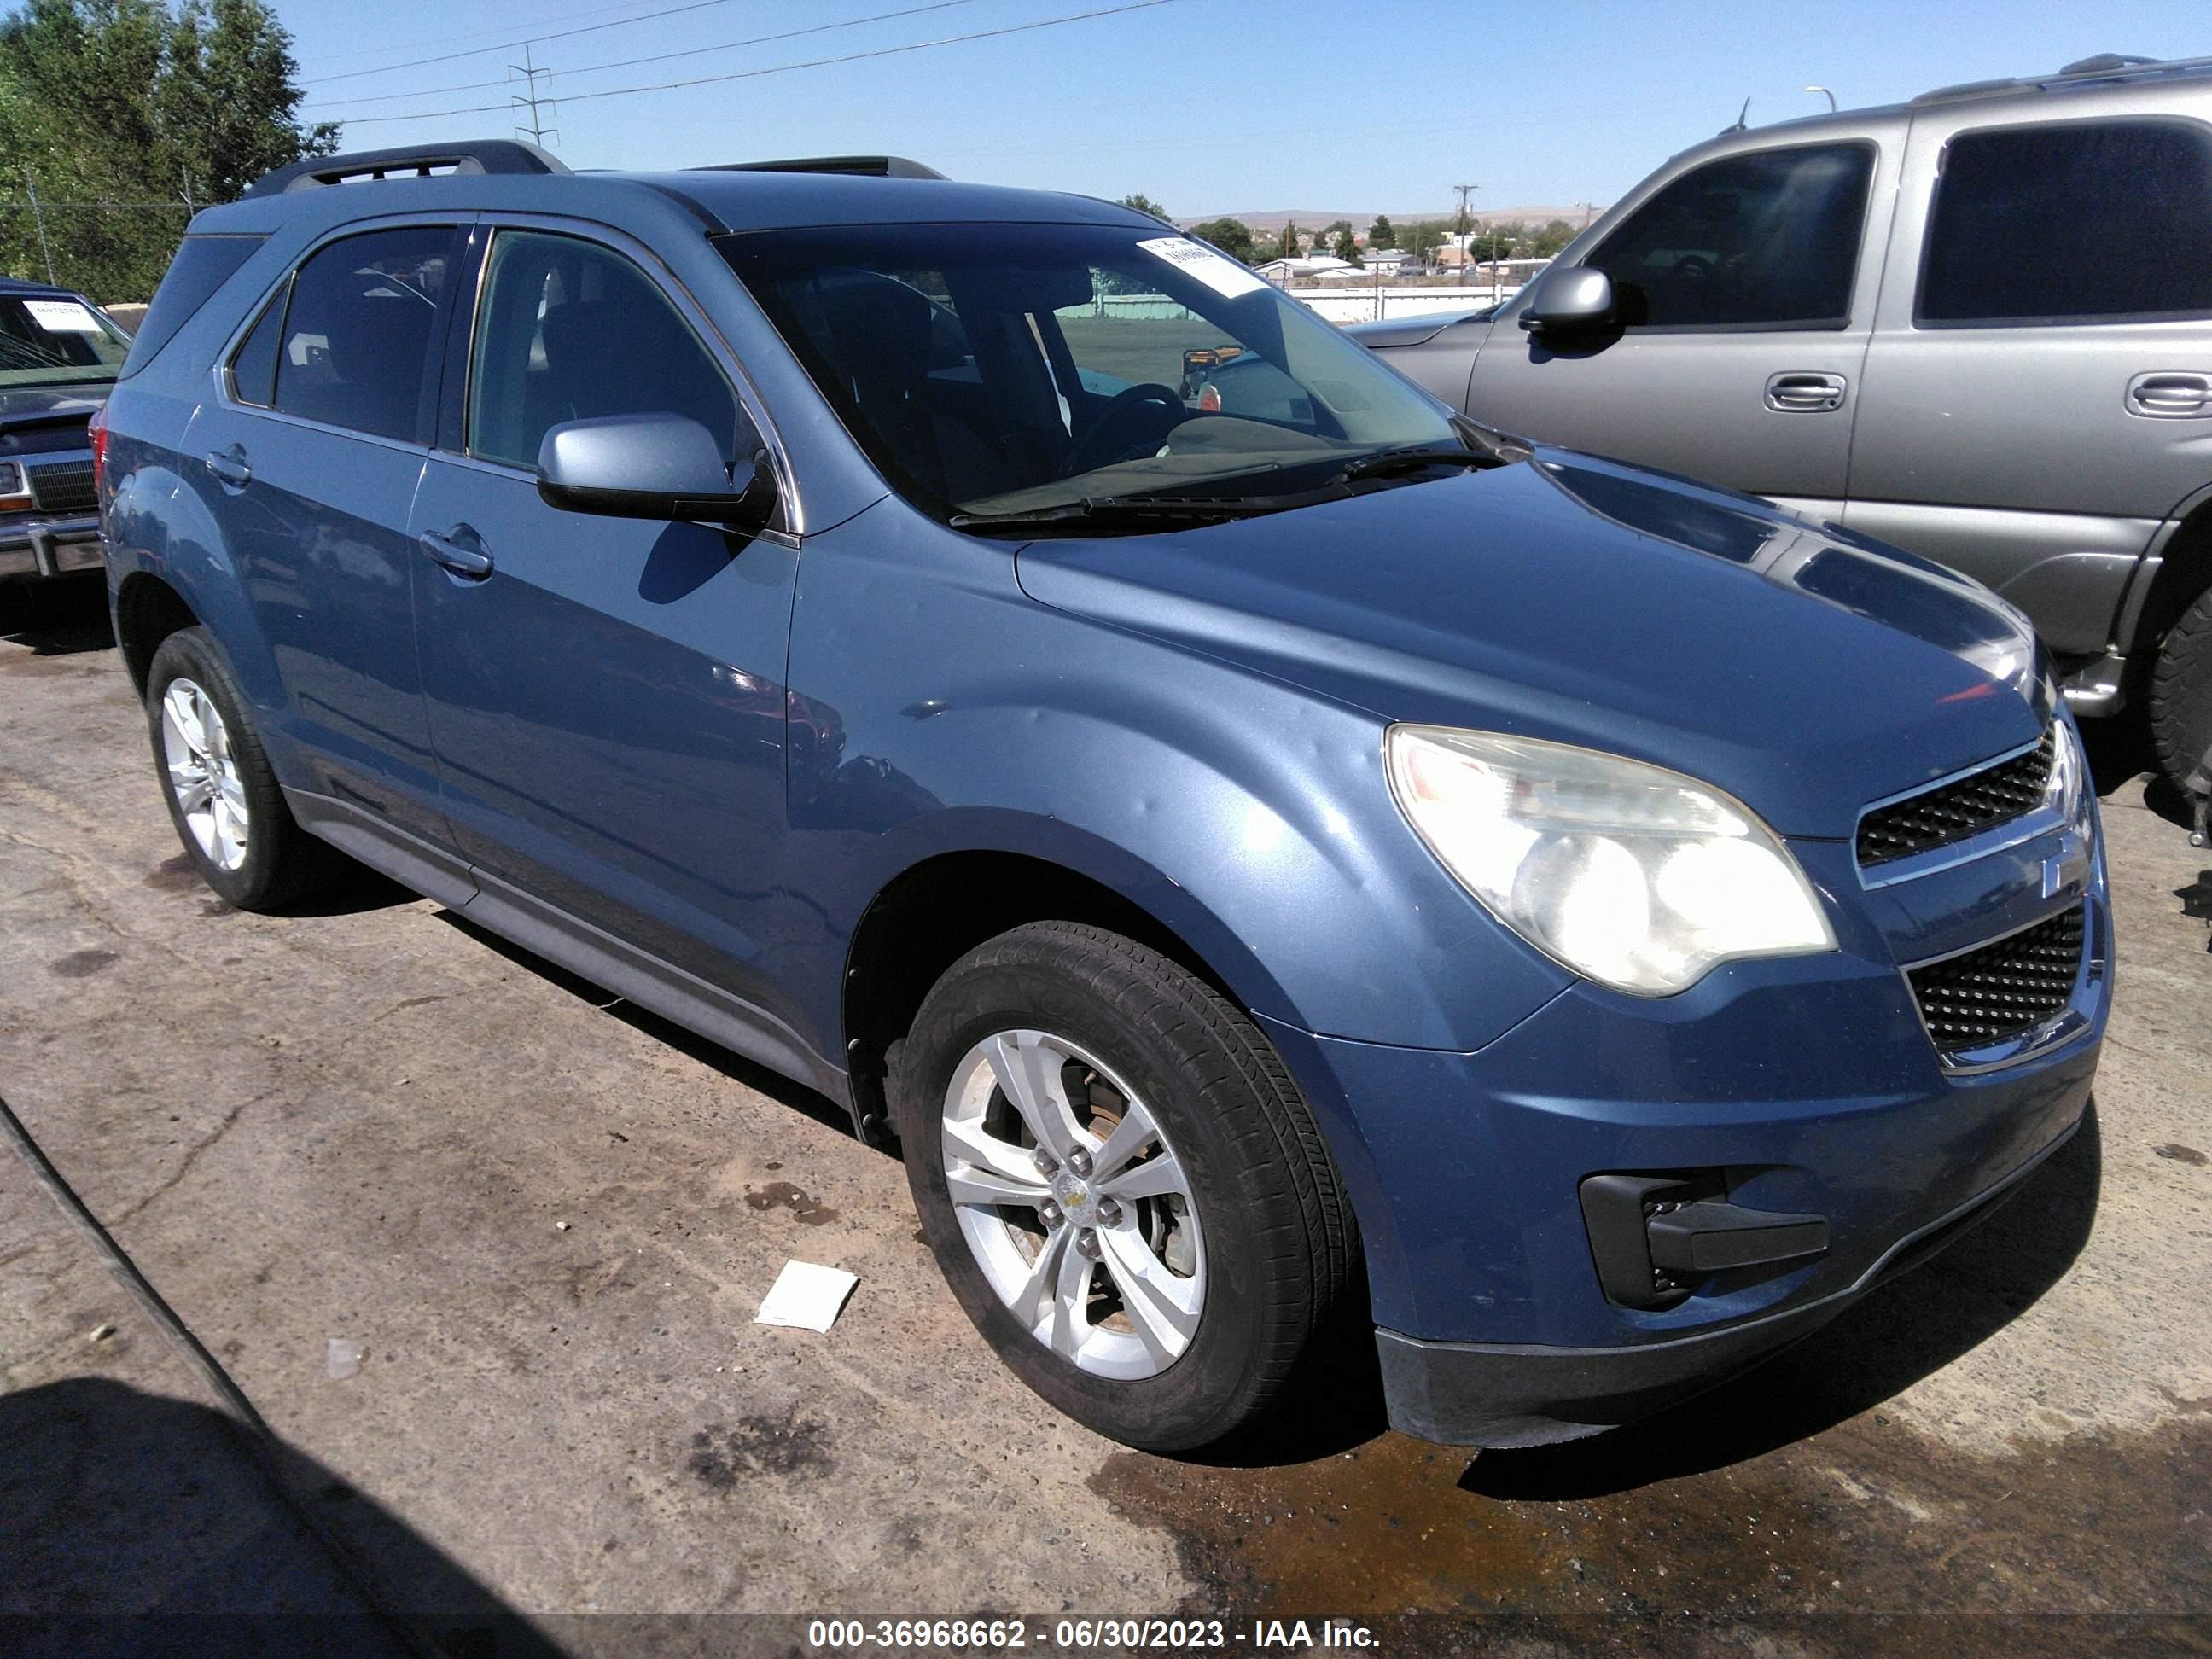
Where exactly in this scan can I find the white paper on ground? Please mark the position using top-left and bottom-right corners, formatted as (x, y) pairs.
(1137, 236), (1268, 300)
(754, 1260), (858, 1332)
(23, 300), (102, 333)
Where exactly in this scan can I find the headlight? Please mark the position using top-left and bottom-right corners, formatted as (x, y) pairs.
(1385, 725), (1837, 995)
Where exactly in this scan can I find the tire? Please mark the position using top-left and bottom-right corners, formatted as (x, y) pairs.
(144, 627), (341, 911)
(2150, 585), (2212, 793)
(894, 921), (1359, 1452)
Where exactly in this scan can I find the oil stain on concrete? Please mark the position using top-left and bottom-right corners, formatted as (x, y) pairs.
(743, 1180), (840, 1225)
(689, 1406), (835, 1489)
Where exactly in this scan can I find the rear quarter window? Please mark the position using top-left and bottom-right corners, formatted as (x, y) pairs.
(119, 235), (267, 378)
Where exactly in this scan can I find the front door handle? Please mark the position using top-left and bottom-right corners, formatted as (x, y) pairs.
(2126, 371), (2212, 418)
(1764, 371), (1848, 413)
(203, 444), (251, 488)
(418, 524), (493, 579)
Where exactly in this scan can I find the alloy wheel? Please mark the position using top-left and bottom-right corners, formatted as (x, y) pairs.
(939, 1028), (1205, 1380)
(160, 677), (249, 871)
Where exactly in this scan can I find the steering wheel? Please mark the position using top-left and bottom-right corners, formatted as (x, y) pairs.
(1670, 253), (1719, 279)
(1061, 383), (1185, 478)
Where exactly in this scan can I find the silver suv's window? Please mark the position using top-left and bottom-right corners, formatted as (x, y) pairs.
(271, 226), (459, 442)
(1919, 119), (2212, 325)
(1585, 143), (1873, 330)
(466, 230), (745, 472)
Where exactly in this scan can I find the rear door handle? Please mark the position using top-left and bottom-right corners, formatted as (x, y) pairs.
(1764, 371), (1848, 413)
(2126, 371), (2212, 418)
(203, 445), (251, 487)
(418, 524), (493, 579)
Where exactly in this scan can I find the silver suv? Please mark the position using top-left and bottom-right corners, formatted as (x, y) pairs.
(1353, 53), (2212, 789)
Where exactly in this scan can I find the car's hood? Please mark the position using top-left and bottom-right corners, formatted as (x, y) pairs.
(1013, 451), (2050, 840)
(0, 384), (105, 445)
(1342, 308), (1492, 349)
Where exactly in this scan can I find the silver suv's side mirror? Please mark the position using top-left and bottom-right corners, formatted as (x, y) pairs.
(537, 413), (771, 525)
(1519, 267), (1617, 336)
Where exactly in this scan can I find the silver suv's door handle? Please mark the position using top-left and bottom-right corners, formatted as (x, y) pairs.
(203, 445), (251, 487)
(1764, 372), (1848, 413)
(2125, 371), (2212, 418)
(418, 525), (493, 579)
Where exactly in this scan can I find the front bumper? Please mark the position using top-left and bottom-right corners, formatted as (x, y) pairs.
(0, 515), (102, 580)
(1262, 788), (2110, 1448)
(1374, 1109), (2082, 1447)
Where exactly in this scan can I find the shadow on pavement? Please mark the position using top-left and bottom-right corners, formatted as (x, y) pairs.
(434, 907), (862, 1143)
(0, 1376), (565, 1657)
(0, 571), (113, 655)
(1464, 1103), (2102, 1500)
(2081, 713), (2192, 829)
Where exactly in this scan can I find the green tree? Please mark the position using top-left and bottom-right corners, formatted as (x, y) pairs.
(1278, 219), (1300, 259)
(0, 0), (335, 300)
(1322, 218), (1351, 236)
(1401, 219), (1449, 259)
(1532, 217), (1576, 257)
(1332, 228), (1360, 265)
(1115, 192), (1167, 220)
(1368, 213), (1394, 248)
(1189, 215), (1253, 262)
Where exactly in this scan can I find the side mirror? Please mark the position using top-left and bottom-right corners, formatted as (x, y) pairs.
(537, 413), (771, 525)
(1519, 267), (1616, 336)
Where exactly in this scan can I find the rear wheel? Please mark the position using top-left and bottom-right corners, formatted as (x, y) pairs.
(145, 627), (341, 911)
(894, 921), (1358, 1452)
(2151, 585), (2212, 794)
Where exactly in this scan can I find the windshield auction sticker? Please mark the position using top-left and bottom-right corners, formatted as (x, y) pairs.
(1138, 237), (1269, 300)
(22, 300), (102, 333)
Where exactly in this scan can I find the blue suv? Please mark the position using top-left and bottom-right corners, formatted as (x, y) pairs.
(96, 142), (2108, 1452)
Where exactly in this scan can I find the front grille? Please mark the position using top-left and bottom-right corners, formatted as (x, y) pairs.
(1857, 729), (2054, 867)
(1906, 903), (2084, 1054)
(26, 457), (96, 514)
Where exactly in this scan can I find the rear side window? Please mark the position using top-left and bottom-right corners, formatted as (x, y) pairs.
(465, 229), (744, 470)
(1919, 120), (2212, 324)
(229, 285), (287, 407)
(1586, 143), (1874, 329)
(120, 234), (265, 378)
(273, 226), (459, 442)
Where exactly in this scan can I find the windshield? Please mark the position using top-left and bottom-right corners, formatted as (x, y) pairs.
(0, 294), (130, 387)
(718, 222), (1458, 526)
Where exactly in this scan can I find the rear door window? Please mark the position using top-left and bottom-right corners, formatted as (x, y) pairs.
(464, 229), (745, 470)
(1585, 143), (1875, 329)
(1918, 119), (2212, 324)
(272, 226), (460, 442)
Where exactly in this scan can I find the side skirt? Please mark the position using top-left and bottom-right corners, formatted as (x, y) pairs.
(284, 789), (853, 1120)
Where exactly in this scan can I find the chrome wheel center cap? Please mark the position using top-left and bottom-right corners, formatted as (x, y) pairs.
(1050, 1171), (1093, 1214)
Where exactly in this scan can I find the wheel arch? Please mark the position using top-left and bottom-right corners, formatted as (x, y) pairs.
(113, 569), (201, 696)
(2124, 486), (2212, 667)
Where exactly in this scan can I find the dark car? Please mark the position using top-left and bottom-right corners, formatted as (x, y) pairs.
(1350, 52), (2212, 792)
(94, 141), (2106, 1453)
(0, 275), (131, 586)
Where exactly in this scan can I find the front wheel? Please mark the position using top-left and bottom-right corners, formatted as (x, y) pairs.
(2150, 585), (2212, 793)
(894, 921), (1359, 1452)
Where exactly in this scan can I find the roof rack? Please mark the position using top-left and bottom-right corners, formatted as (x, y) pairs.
(694, 155), (948, 181)
(1912, 51), (2212, 106)
(243, 140), (569, 199)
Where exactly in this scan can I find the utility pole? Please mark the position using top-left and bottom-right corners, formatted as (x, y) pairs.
(1453, 183), (1477, 289)
(509, 44), (558, 148)
(22, 167), (55, 285)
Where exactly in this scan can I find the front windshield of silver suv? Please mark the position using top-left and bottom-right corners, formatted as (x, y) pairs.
(719, 222), (1461, 527)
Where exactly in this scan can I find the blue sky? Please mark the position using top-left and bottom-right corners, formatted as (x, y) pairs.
(281, 0), (2205, 220)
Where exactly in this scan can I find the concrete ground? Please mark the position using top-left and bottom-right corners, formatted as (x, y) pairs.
(3, 572), (2207, 1656)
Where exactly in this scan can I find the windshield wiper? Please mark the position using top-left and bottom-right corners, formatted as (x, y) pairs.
(949, 494), (1292, 532)
(1327, 444), (1506, 485)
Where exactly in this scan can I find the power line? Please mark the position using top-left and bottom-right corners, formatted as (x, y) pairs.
(298, 0), (682, 71)
(334, 0), (1179, 129)
(303, 0), (755, 87)
(511, 44), (557, 147)
(305, 0), (976, 113)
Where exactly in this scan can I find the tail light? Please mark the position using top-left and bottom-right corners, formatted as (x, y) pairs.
(87, 403), (109, 497)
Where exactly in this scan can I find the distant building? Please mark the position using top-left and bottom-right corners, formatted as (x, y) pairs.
(1254, 254), (1355, 285)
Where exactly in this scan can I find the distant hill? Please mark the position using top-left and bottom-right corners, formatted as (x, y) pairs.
(1179, 207), (1602, 234)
